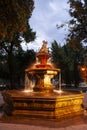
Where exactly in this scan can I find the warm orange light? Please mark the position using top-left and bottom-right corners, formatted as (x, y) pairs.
(23, 89), (33, 93)
(81, 67), (86, 71)
(44, 75), (52, 86)
(54, 89), (63, 94)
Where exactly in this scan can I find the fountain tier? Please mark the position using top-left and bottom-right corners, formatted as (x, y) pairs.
(2, 90), (83, 119)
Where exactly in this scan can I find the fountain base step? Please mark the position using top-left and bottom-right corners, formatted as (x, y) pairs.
(2, 90), (84, 120)
(12, 109), (82, 120)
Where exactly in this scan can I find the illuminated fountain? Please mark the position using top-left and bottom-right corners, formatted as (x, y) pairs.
(2, 41), (84, 120)
(25, 41), (60, 93)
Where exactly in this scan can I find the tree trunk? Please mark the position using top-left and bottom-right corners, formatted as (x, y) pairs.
(7, 53), (15, 89)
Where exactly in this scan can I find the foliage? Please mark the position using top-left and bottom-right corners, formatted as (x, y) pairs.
(0, 47), (36, 89)
(13, 48), (36, 89)
(0, 0), (34, 41)
(51, 40), (83, 86)
(0, 24), (36, 86)
(15, 48), (36, 73)
(0, 0), (36, 89)
(67, 0), (87, 48)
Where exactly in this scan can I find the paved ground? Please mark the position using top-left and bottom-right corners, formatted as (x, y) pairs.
(0, 122), (87, 130)
(1, 91), (87, 130)
(1, 115), (87, 130)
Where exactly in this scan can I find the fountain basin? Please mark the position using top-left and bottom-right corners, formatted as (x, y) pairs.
(27, 68), (60, 92)
(2, 90), (83, 120)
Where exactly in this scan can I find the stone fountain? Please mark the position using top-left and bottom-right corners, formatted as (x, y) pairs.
(2, 41), (84, 120)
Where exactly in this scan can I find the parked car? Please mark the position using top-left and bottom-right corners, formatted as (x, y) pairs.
(79, 82), (87, 88)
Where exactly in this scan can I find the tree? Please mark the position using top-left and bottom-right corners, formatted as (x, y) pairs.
(0, 27), (36, 89)
(51, 40), (82, 86)
(0, 47), (36, 89)
(0, 51), (9, 79)
(67, 0), (87, 48)
(67, 0), (87, 78)
(12, 48), (36, 89)
(51, 41), (72, 85)
(0, 0), (34, 41)
(0, 1), (36, 89)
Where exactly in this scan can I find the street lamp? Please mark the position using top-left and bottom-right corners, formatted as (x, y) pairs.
(81, 66), (87, 83)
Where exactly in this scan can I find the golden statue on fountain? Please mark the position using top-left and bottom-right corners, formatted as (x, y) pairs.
(39, 40), (48, 53)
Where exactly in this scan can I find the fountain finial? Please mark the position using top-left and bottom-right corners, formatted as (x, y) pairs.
(39, 40), (48, 53)
(36, 41), (51, 68)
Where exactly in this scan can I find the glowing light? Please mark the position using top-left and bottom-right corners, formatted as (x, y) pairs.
(23, 89), (33, 93)
(47, 70), (57, 74)
(81, 67), (86, 71)
(44, 74), (54, 86)
(54, 89), (63, 94)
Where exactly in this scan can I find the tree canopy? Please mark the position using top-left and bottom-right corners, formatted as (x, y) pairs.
(0, 0), (36, 89)
(0, 0), (34, 41)
(67, 0), (87, 48)
(51, 40), (83, 86)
